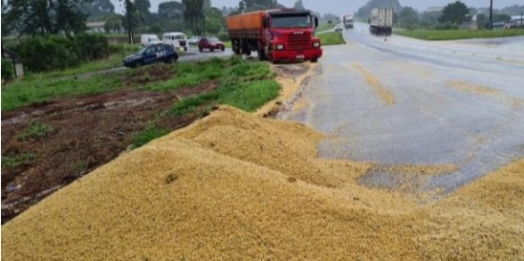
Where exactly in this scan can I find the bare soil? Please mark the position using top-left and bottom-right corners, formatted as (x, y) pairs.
(1, 65), (217, 223)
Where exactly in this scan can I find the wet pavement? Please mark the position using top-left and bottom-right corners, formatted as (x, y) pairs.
(278, 22), (524, 195)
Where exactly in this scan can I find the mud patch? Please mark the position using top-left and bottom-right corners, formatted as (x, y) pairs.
(1, 81), (218, 223)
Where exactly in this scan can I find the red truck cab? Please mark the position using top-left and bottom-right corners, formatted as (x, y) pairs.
(227, 9), (323, 63)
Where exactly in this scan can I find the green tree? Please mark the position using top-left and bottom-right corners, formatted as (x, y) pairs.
(182, 0), (204, 35)
(293, 0), (305, 11)
(205, 18), (221, 35)
(420, 11), (441, 28)
(397, 6), (419, 29)
(439, 1), (469, 25)
(4, 0), (89, 36)
(104, 14), (123, 33)
(356, 0), (402, 20)
(83, 0), (115, 20)
(158, 1), (185, 20)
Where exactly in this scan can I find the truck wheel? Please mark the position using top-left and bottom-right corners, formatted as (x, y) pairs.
(258, 49), (266, 61)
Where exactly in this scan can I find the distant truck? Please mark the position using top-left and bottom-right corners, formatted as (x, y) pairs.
(226, 8), (323, 63)
(369, 8), (393, 35)
(343, 14), (354, 29)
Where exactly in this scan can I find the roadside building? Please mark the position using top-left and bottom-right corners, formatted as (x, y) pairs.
(86, 21), (106, 33)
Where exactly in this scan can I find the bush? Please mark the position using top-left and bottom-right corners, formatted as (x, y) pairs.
(217, 32), (230, 42)
(435, 22), (460, 30)
(2, 59), (15, 81)
(11, 34), (116, 72)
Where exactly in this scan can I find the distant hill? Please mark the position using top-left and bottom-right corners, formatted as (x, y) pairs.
(355, 0), (402, 19)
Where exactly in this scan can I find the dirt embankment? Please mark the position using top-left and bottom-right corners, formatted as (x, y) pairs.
(2, 105), (523, 261)
(1, 65), (216, 223)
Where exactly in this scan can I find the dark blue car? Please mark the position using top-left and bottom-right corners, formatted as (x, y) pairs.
(123, 43), (179, 68)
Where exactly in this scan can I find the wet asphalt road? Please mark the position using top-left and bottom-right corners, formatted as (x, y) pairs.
(278, 22), (524, 194)
(79, 46), (234, 78)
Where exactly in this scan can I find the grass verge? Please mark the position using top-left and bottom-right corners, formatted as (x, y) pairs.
(395, 29), (524, 40)
(318, 32), (346, 46)
(131, 125), (171, 148)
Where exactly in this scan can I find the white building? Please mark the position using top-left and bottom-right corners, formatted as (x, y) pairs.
(86, 22), (106, 33)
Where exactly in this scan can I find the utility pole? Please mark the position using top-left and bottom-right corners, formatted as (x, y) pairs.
(489, 0), (493, 29)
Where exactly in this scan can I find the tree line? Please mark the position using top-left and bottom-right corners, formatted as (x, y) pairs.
(354, 0), (521, 30)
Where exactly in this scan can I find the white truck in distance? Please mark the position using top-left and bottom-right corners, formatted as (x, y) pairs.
(343, 14), (354, 29)
(369, 8), (393, 35)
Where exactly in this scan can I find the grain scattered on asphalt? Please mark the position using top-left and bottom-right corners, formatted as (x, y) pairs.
(355, 64), (395, 106)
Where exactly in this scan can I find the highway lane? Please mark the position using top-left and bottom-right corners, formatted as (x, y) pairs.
(278, 22), (524, 195)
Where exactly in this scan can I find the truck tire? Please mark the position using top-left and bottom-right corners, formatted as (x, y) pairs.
(258, 48), (266, 61)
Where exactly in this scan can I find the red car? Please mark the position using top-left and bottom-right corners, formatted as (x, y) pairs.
(198, 37), (226, 52)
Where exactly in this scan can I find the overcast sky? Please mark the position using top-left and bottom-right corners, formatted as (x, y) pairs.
(113, 0), (521, 16)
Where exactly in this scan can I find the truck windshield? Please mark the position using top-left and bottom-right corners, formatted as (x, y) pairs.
(271, 15), (312, 28)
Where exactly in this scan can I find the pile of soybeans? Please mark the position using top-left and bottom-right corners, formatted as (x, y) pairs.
(2, 106), (523, 261)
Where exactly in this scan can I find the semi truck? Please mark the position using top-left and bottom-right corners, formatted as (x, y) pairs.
(226, 8), (323, 63)
(369, 8), (393, 35)
(343, 14), (354, 29)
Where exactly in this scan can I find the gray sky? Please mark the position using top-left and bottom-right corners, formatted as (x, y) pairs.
(114, 0), (521, 16)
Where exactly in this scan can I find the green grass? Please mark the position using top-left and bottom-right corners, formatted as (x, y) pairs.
(131, 125), (171, 148)
(17, 121), (54, 141)
(318, 32), (346, 46)
(1, 74), (122, 111)
(395, 29), (524, 40)
(1, 152), (36, 168)
(317, 23), (337, 32)
(168, 59), (279, 116)
(224, 41), (232, 48)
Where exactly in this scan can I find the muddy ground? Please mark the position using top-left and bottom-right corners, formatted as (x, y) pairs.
(1, 62), (310, 224)
(1, 65), (218, 223)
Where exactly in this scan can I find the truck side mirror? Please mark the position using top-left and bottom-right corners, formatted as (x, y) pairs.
(314, 17), (319, 28)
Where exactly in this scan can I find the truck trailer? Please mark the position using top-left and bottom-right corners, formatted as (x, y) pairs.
(369, 8), (393, 35)
(226, 8), (323, 63)
(343, 14), (354, 29)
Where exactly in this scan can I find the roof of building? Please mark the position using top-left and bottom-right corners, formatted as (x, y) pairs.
(86, 21), (105, 28)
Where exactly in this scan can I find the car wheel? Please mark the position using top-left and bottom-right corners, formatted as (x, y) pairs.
(311, 58), (318, 63)
(222, 47), (225, 52)
(166, 56), (175, 64)
(210, 48), (214, 52)
(199, 47), (203, 52)
(184, 47), (188, 51)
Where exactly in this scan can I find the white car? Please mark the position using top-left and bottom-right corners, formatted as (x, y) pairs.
(141, 34), (162, 47)
(162, 32), (188, 51)
(188, 36), (201, 45)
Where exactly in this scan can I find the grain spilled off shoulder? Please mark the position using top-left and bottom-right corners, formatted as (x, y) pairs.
(2, 106), (523, 261)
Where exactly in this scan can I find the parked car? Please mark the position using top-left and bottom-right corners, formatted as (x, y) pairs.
(188, 36), (201, 45)
(141, 34), (162, 46)
(123, 43), (178, 68)
(335, 25), (343, 32)
(162, 32), (188, 51)
(198, 37), (225, 52)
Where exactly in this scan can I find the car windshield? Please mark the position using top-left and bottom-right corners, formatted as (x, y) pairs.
(208, 38), (220, 42)
(174, 35), (185, 39)
(271, 14), (312, 28)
